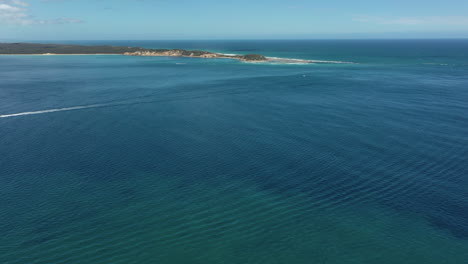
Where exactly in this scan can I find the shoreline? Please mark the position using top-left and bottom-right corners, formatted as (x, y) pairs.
(0, 53), (267, 63)
(0, 53), (354, 64)
(0, 53), (122, 56)
(122, 50), (269, 62)
(0, 54), (354, 65)
(0, 43), (354, 64)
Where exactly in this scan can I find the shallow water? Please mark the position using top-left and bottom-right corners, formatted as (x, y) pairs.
(1, 40), (468, 263)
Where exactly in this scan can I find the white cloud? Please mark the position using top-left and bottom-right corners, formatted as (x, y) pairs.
(0, 3), (26, 12)
(0, 0), (82, 25)
(11, 0), (29, 7)
(353, 15), (468, 26)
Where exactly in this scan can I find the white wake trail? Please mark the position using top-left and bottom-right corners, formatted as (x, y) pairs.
(0, 103), (112, 118)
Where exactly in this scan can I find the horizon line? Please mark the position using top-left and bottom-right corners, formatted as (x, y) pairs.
(2, 37), (468, 42)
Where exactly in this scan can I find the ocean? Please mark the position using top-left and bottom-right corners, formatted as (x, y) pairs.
(0, 40), (467, 263)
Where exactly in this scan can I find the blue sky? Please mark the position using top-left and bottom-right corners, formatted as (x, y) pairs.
(1, 0), (468, 40)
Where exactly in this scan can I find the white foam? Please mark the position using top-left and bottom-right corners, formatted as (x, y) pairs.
(265, 56), (354, 64)
(0, 104), (110, 118)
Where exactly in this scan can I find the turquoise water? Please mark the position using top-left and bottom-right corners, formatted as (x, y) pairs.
(1, 40), (468, 263)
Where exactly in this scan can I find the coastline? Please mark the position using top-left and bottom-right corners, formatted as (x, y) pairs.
(122, 50), (269, 62)
(0, 53), (269, 63)
(0, 53), (122, 56)
(0, 53), (354, 64)
(0, 43), (356, 64)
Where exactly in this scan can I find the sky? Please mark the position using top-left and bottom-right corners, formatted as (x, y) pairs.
(1, 0), (468, 40)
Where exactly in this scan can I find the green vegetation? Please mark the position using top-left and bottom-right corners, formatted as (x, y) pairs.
(0, 43), (143, 54)
(240, 54), (267, 61)
(180, 50), (212, 56)
(0, 43), (268, 62)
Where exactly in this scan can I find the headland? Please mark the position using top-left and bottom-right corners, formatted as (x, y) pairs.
(0, 43), (354, 64)
(0, 43), (268, 62)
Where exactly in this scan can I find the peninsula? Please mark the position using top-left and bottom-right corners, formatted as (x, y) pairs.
(0, 43), (268, 62)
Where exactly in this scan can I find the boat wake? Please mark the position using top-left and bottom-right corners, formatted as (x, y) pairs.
(0, 104), (114, 119)
(0, 86), (259, 119)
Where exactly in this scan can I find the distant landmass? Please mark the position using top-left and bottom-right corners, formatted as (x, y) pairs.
(0, 43), (268, 62)
(0, 43), (355, 64)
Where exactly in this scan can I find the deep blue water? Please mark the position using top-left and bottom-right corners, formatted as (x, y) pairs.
(1, 40), (468, 263)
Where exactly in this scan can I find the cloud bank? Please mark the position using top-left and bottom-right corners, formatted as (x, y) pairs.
(0, 0), (82, 24)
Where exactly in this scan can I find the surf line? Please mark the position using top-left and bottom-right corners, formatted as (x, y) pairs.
(0, 103), (113, 118)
